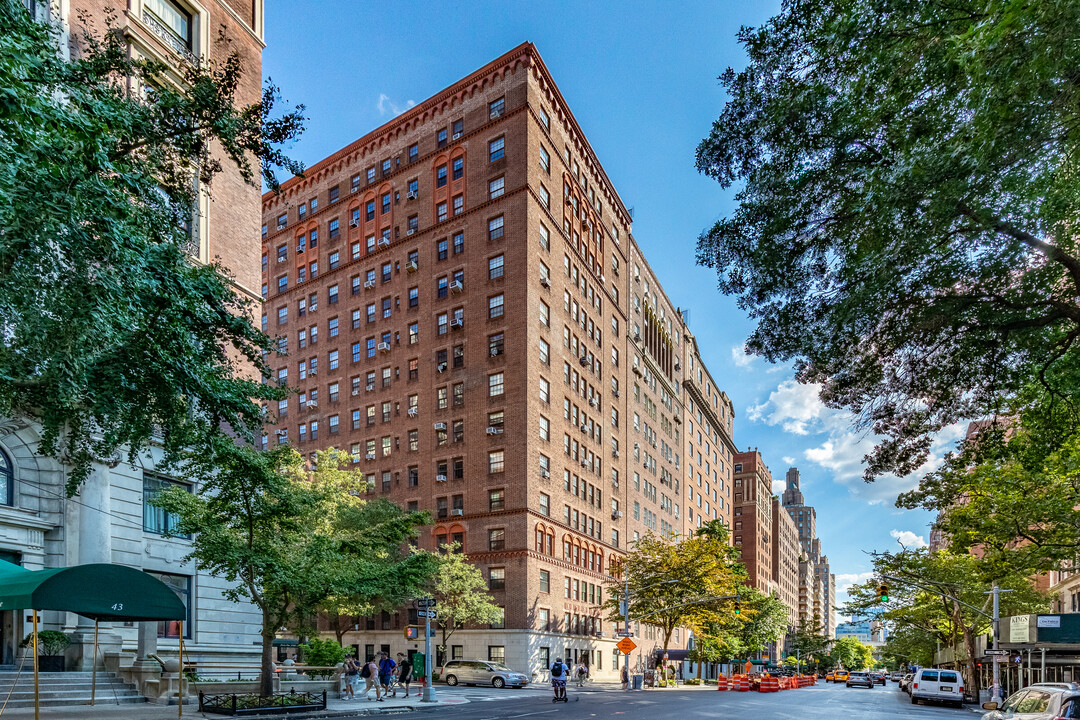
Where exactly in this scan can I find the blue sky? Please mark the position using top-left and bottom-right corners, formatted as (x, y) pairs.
(263, 0), (949, 611)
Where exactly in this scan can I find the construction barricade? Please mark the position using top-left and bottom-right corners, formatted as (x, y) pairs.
(732, 674), (750, 692)
(759, 675), (780, 693)
(716, 676), (729, 691)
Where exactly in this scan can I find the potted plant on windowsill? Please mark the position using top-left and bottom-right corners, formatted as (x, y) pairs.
(20, 631), (72, 672)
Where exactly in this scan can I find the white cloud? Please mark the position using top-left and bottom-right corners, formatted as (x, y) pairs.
(730, 346), (755, 369)
(747, 380), (828, 435)
(782, 456), (796, 466)
(835, 571), (875, 594)
(890, 529), (928, 549)
(748, 378), (968, 505)
(771, 479), (786, 495)
(377, 94), (416, 117)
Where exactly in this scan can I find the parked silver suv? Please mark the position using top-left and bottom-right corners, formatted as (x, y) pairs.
(982, 684), (1080, 720)
(438, 660), (529, 689)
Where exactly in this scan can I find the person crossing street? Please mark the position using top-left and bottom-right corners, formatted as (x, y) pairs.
(550, 657), (569, 702)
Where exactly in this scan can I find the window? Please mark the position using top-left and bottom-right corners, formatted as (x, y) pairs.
(539, 146), (550, 173)
(539, 493), (550, 516)
(143, 472), (191, 535)
(489, 450), (505, 474)
(489, 137), (505, 162)
(381, 192), (391, 215)
(488, 333), (504, 357)
(489, 176), (504, 199)
(366, 200), (375, 221)
(540, 569), (550, 593)
(539, 184), (550, 208)
(488, 645), (505, 662)
(328, 284), (339, 304)
(328, 317), (339, 337)
(407, 215), (418, 233)
(452, 156), (464, 180)
(437, 202), (448, 223)
(489, 567), (505, 590)
(277, 275), (287, 292)
(539, 300), (550, 327)
(452, 194), (463, 216)
(489, 97), (505, 118)
(329, 251), (340, 270)
(488, 294), (504, 318)
(437, 128), (448, 148)
(539, 415), (550, 441)
(409, 322), (419, 344)
(329, 186), (340, 203)
(489, 255), (504, 279)
(409, 144), (419, 162)
(489, 489), (505, 511)
(437, 276), (448, 298)
(382, 158), (392, 176)
(488, 527), (505, 550)
(539, 338), (550, 364)
(328, 218), (339, 238)
(436, 164), (448, 188)
(148, 570), (191, 639)
(489, 372), (504, 397)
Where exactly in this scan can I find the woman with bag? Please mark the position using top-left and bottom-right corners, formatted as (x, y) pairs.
(342, 655), (360, 700)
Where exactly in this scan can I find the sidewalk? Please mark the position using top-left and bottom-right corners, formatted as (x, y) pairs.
(0, 690), (464, 720)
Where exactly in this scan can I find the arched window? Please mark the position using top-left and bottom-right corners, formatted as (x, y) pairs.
(0, 448), (11, 506)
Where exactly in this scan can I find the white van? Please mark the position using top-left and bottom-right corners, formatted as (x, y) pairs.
(910, 668), (965, 707)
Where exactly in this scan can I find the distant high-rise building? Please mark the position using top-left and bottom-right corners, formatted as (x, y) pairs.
(782, 466), (834, 637)
(733, 451), (774, 593)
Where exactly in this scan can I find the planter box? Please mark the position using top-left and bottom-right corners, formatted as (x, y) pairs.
(39, 656), (64, 673)
(198, 690), (326, 716)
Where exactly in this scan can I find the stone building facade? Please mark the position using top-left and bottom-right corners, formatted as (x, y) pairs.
(0, 0), (267, 695)
(259, 43), (734, 678)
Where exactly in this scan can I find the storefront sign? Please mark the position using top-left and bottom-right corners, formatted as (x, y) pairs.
(1037, 616), (1061, 628)
(1010, 615), (1031, 643)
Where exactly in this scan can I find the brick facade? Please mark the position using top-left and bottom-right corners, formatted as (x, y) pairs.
(260, 43), (733, 678)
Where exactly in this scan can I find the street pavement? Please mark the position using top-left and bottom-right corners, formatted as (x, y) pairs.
(0, 679), (982, 719)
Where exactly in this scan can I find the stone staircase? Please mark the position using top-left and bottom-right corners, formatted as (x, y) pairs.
(0, 666), (146, 709)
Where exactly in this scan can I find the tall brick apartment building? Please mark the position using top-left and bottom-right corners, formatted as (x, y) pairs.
(0, 0), (266, 695)
(260, 44), (735, 678)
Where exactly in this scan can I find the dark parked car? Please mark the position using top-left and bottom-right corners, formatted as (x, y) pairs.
(847, 672), (875, 689)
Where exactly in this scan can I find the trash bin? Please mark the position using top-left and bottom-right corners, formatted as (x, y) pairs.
(633, 674), (644, 690)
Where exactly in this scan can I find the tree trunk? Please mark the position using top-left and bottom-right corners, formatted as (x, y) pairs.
(260, 613), (276, 698)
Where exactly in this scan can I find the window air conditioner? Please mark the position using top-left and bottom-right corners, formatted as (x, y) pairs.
(450, 318), (464, 329)
(378, 342), (391, 352)
(436, 474), (448, 483)
(486, 427), (503, 435)
(364, 279), (376, 289)
(407, 190), (418, 200)
(449, 280), (463, 294)
(434, 422), (447, 431)
(451, 508), (464, 516)
(366, 453), (376, 460)
(379, 238), (391, 247)
(350, 219), (359, 228)
(406, 260), (418, 272)
(540, 276), (551, 288)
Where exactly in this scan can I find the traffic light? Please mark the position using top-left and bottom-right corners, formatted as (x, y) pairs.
(878, 583), (889, 603)
(734, 595), (741, 615)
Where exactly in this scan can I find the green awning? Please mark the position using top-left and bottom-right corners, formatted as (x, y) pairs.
(0, 559), (185, 621)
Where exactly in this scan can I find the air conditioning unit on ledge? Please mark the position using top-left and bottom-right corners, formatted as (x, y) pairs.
(364, 279), (376, 289)
(352, 389), (360, 396)
(613, 390), (620, 398)
(309, 369), (317, 376)
(406, 260), (418, 272)
(378, 342), (391, 352)
(407, 190), (418, 200)
(612, 510), (623, 520)
(366, 453), (376, 460)
(437, 363), (447, 373)
(436, 474), (448, 483)
(612, 450), (619, 458)
(579, 356), (590, 367)
(452, 132), (463, 140)
(305, 401), (317, 409)
(581, 459), (589, 468)
(407, 407), (418, 417)
(350, 219), (359, 228)
(490, 347), (501, 357)
(449, 280), (463, 294)
(434, 422), (447, 431)
(379, 238), (391, 247)
(539, 468), (550, 479)
(407, 228), (416, 235)
(540, 276), (551, 288)
(486, 427), (503, 435)
(450, 318), (464, 329)
(450, 508), (464, 516)
(366, 384), (375, 392)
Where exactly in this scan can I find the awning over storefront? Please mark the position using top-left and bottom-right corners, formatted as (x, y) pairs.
(0, 558), (185, 621)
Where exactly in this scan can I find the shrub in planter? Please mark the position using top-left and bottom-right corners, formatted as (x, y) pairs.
(685, 678), (702, 685)
(298, 638), (346, 679)
(19, 631), (71, 672)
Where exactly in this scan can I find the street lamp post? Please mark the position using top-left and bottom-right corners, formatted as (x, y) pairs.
(620, 578), (678, 689)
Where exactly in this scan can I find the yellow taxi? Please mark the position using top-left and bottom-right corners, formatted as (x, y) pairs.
(826, 671), (835, 682)
(832, 670), (849, 683)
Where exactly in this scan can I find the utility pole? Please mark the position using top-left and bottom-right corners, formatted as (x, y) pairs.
(990, 582), (1002, 705)
(422, 607), (436, 702)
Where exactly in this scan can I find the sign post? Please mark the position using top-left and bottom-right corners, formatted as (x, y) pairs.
(415, 599), (437, 702)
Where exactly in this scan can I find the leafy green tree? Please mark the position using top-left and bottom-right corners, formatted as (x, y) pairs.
(430, 544), (503, 655)
(829, 636), (870, 670)
(900, 382), (1080, 575)
(730, 586), (789, 657)
(603, 524), (743, 665)
(153, 445), (436, 696)
(298, 638), (346, 679)
(791, 614), (830, 662)
(0, 0), (304, 493)
(696, 0), (1080, 480)
(843, 549), (1047, 698)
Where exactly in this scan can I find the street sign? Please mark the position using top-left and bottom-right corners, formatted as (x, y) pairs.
(414, 598), (437, 608)
(417, 610), (438, 619)
(616, 637), (637, 654)
(616, 631), (635, 638)
(994, 656), (1009, 663)
(985, 650), (1010, 656)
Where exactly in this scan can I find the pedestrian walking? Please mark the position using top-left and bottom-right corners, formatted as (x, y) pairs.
(359, 657), (382, 701)
(395, 653), (412, 698)
(575, 662), (588, 687)
(341, 654), (360, 699)
(378, 651), (396, 699)
(621, 664), (629, 691)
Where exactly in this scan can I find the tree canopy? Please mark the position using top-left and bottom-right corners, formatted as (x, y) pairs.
(0, 0), (303, 493)
(154, 445), (436, 696)
(696, 0), (1080, 479)
(430, 544), (503, 654)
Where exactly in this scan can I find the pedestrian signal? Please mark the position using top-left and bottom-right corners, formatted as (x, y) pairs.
(404, 625), (420, 640)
